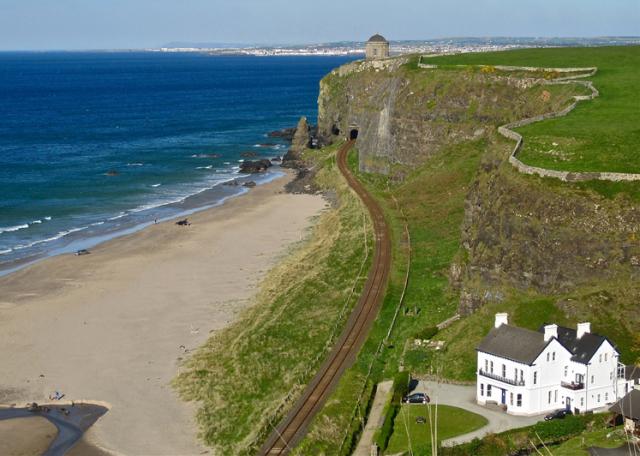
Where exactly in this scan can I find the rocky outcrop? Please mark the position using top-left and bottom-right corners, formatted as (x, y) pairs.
(454, 164), (640, 314)
(239, 159), (272, 173)
(282, 117), (310, 167)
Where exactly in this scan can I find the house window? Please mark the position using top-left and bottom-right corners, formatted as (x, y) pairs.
(552, 352), (556, 361)
(591, 375), (594, 384)
(520, 369), (524, 383)
(510, 392), (514, 406)
(514, 367), (518, 380)
(554, 390), (557, 402)
(548, 391), (552, 403)
(599, 354), (602, 363)
(580, 397), (584, 407)
(605, 353), (608, 362)
(610, 371), (613, 380)
(605, 392), (608, 402)
(597, 394), (601, 403)
(533, 372), (537, 384)
(485, 359), (488, 372)
(487, 385), (492, 397)
(480, 384), (484, 396)
(517, 394), (522, 407)
(564, 366), (568, 377)
(502, 364), (506, 377)
(547, 352), (550, 362)
(490, 361), (494, 373)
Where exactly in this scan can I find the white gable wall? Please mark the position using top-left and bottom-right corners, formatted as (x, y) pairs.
(476, 331), (630, 416)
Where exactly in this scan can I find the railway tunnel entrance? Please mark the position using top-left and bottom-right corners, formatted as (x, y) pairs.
(349, 129), (358, 140)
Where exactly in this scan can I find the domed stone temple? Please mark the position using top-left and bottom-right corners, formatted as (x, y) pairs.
(365, 34), (389, 60)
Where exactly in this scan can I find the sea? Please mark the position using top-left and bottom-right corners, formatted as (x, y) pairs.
(0, 52), (358, 275)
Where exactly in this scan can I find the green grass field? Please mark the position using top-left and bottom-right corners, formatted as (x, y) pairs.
(385, 404), (488, 455)
(173, 143), (374, 455)
(427, 46), (640, 173)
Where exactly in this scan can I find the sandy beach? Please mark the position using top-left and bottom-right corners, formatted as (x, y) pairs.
(0, 172), (327, 455)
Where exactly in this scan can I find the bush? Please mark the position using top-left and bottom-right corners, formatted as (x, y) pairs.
(532, 415), (586, 441)
(376, 371), (411, 451)
(416, 325), (439, 341)
(376, 402), (399, 451)
(393, 371), (410, 399)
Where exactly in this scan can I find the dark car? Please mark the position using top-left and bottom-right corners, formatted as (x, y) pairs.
(544, 409), (572, 421)
(402, 392), (430, 404)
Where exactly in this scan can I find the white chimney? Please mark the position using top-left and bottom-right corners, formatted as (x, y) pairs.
(494, 313), (508, 328)
(544, 324), (558, 341)
(577, 322), (591, 339)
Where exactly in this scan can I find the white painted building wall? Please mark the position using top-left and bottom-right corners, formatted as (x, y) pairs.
(476, 315), (635, 416)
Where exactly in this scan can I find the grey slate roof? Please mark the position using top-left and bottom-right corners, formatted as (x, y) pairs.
(477, 325), (550, 365)
(540, 325), (610, 365)
(610, 389), (640, 419)
(367, 34), (388, 43)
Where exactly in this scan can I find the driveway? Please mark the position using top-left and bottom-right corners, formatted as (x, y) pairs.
(414, 380), (545, 446)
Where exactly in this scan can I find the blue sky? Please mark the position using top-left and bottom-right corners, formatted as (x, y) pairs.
(0, 0), (638, 50)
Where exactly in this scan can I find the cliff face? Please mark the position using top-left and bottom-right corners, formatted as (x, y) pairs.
(318, 56), (640, 339)
(317, 57), (576, 174)
(455, 158), (640, 314)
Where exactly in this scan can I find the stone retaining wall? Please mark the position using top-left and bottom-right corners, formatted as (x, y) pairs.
(419, 60), (640, 183)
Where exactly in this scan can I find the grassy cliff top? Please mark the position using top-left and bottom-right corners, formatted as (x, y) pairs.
(425, 46), (640, 173)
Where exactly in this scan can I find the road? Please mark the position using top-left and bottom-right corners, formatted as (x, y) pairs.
(258, 140), (392, 455)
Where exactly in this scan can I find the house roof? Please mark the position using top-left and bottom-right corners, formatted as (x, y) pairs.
(477, 325), (551, 365)
(610, 389), (640, 420)
(540, 325), (611, 365)
(367, 34), (388, 43)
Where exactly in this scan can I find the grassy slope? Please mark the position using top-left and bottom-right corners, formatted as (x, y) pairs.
(173, 143), (374, 455)
(385, 404), (488, 455)
(294, 139), (488, 455)
(427, 46), (640, 173)
(297, 48), (640, 453)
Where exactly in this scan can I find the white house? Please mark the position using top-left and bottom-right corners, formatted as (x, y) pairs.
(475, 313), (636, 416)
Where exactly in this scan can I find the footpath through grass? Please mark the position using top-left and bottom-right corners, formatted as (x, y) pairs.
(427, 46), (640, 173)
(173, 143), (374, 455)
(385, 404), (487, 455)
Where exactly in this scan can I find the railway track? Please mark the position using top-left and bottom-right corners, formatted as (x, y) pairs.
(258, 140), (392, 456)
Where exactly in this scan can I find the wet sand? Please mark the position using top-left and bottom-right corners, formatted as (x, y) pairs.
(0, 172), (327, 455)
(0, 416), (58, 456)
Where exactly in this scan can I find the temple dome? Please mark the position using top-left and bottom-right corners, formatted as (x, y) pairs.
(367, 34), (388, 43)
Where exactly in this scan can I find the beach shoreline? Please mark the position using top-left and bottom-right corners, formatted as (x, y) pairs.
(0, 171), (327, 455)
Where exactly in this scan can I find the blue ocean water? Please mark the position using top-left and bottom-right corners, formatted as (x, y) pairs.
(0, 52), (357, 273)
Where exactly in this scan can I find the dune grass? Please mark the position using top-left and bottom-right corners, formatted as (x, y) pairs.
(426, 46), (640, 173)
(173, 143), (374, 455)
(385, 404), (488, 455)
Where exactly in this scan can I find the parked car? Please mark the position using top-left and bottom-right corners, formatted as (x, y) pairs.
(544, 409), (572, 421)
(402, 392), (430, 404)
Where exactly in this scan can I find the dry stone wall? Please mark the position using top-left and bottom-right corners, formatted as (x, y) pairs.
(419, 61), (640, 183)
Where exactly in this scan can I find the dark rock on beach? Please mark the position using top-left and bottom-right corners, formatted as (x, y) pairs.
(239, 159), (272, 173)
(243, 181), (257, 188)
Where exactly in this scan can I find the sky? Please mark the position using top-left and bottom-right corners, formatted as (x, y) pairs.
(0, 0), (638, 50)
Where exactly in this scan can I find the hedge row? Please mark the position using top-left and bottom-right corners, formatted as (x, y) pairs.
(375, 371), (410, 451)
(440, 413), (611, 456)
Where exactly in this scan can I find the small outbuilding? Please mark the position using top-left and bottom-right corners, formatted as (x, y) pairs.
(610, 389), (640, 436)
(365, 34), (389, 60)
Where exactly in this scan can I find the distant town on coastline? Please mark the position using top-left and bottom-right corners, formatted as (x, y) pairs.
(155, 36), (640, 56)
